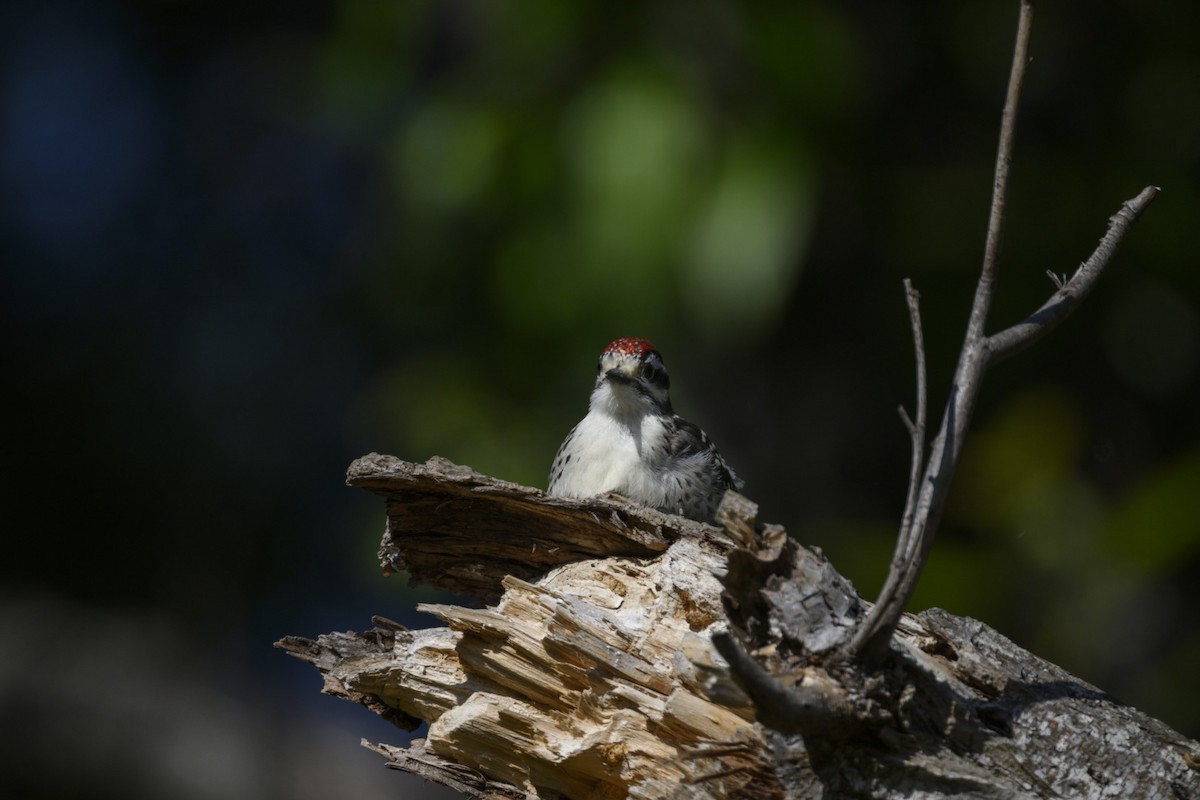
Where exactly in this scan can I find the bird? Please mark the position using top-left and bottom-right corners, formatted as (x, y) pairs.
(547, 337), (742, 522)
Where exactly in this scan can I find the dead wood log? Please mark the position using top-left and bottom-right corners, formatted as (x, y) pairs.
(276, 455), (1200, 799)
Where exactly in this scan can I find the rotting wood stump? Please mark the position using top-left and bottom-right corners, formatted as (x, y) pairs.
(276, 455), (1200, 799)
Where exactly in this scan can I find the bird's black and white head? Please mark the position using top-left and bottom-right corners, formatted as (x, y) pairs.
(591, 337), (673, 416)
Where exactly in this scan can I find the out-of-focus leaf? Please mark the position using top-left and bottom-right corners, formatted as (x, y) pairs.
(948, 386), (1085, 537)
(1104, 449), (1200, 576)
(680, 137), (815, 338)
(1102, 280), (1200, 397)
(394, 100), (508, 212)
(563, 62), (707, 267)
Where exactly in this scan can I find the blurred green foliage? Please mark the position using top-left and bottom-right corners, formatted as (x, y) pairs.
(3, 3), (1199, 794)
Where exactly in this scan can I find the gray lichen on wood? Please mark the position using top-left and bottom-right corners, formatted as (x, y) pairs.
(277, 456), (1200, 799)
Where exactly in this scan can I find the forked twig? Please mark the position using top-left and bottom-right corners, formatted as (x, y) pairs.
(986, 186), (1160, 363)
(847, 0), (1157, 666)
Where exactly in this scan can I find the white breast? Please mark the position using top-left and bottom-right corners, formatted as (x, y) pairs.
(548, 408), (670, 507)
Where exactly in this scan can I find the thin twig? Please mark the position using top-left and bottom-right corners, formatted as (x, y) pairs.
(967, 0), (1034, 346)
(896, 280), (927, 559)
(986, 186), (1160, 363)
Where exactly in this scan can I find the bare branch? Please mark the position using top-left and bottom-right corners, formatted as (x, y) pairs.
(856, 184), (1158, 666)
(986, 185), (1160, 363)
(849, 2), (1158, 670)
(896, 279), (928, 561)
(966, 0), (1035, 346)
(849, 1), (1037, 667)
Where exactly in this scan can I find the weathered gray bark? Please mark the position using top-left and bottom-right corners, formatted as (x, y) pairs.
(276, 455), (1200, 799)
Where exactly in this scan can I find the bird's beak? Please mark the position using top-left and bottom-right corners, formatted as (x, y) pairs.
(605, 367), (637, 386)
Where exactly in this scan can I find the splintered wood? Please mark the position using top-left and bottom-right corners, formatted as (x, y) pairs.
(408, 544), (755, 798)
(327, 456), (772, 798)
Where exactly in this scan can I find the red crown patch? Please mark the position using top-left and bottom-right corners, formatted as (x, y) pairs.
(603, 337), (657, 358)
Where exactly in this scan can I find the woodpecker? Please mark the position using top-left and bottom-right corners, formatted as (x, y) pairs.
(547, 337), (742, 523)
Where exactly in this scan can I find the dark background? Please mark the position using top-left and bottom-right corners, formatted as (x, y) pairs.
(3, 1), (1197, 797)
